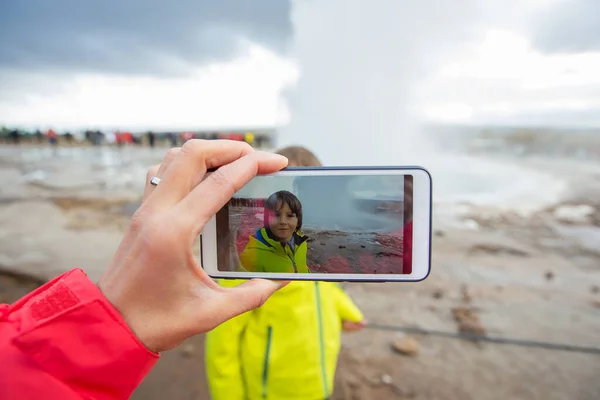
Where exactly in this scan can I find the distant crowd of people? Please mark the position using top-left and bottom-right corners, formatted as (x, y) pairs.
(0, 128), (271, 148)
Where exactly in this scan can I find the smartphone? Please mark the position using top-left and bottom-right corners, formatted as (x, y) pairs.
(200, 166), (432, 282)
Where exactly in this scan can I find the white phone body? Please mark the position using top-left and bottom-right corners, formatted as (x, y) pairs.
(200, 166), (432, 282)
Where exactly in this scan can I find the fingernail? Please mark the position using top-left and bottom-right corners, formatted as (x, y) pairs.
(259, 151), (288, 161)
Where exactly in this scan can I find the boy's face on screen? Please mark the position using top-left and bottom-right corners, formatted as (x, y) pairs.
(267, 201), (298, 242)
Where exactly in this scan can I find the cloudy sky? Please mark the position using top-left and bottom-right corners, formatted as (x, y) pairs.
(0, 0), (599, 131)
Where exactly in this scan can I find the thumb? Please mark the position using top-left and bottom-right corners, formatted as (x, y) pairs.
(219, 279), (289, 319)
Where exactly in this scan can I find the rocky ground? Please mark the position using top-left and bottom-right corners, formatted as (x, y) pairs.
(334, 215), (600, 400)
(225, 205), (405, 274)
(1, 146), (600, 399)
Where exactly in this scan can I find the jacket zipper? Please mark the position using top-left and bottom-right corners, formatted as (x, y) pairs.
(287, 254), (298, 273)
(262, 325), (273, 398)
(283, 244), (298, 273)
(314, 282), (329, 397)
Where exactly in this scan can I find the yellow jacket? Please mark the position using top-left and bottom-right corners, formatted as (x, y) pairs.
(239, 227), (310, 273)
(205, 280), (364, 400)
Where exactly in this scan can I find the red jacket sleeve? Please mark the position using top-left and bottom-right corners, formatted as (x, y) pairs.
(0, 268), (159, 400)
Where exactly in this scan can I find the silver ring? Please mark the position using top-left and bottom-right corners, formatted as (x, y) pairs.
(149, 176), (161, 186)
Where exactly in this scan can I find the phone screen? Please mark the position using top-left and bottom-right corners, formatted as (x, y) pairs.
(214, 173), (414, 275)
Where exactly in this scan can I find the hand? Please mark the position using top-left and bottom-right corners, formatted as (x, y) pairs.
(342, 319), (367, 332)
(98, 140), (289, 353)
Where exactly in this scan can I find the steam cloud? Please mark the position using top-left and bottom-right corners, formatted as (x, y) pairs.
(278, 0), (489, 166)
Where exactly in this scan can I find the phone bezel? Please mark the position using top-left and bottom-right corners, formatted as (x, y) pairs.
(200, 166), (432, 282)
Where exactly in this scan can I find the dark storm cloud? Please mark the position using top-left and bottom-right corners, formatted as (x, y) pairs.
(0, 0), (292, 76)
(532, 0), (600, 53)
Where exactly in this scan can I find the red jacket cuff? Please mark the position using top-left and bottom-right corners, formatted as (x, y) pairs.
(8, 268), (159, 400)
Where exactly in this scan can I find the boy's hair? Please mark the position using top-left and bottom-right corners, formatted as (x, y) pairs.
(275, 146), (322, 167)
(264, 190), (303, 231)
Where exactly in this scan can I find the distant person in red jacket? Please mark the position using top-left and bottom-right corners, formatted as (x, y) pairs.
(0, 140), (289, 400)
(123, 131), (133, 144)
(115, 130), (124, 147)
(47, 128), (58, 146)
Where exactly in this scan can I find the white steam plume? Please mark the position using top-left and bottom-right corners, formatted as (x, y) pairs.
(279, 0), (490, 165)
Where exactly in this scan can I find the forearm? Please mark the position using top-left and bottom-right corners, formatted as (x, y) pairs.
(0, 269), (159, 400)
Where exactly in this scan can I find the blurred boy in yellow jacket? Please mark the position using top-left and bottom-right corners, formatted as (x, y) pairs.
(205, 146), (366, 400)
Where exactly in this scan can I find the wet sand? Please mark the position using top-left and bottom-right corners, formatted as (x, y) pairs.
(1, 146), (600, 400)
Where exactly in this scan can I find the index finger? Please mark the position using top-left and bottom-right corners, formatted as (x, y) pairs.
(148, 140), (255, 209)
(177, 151), (288, 234)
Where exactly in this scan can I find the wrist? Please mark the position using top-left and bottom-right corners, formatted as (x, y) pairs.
(97, 280), (186, 353)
